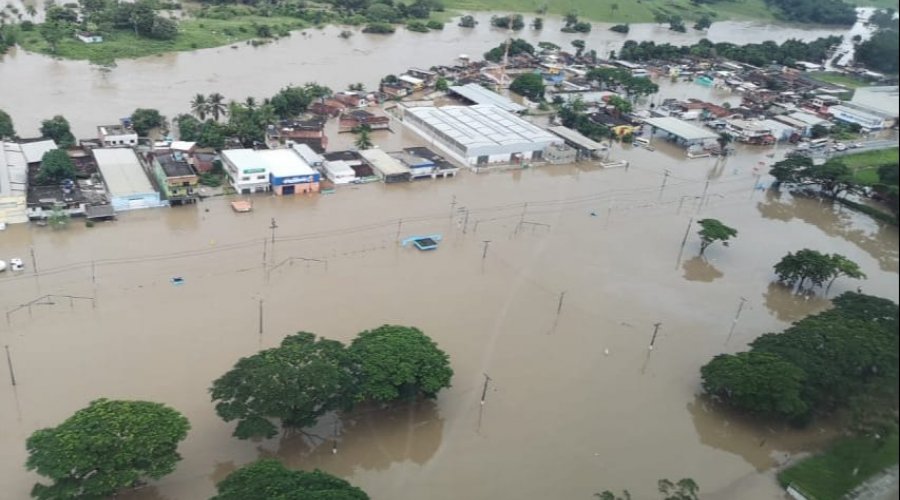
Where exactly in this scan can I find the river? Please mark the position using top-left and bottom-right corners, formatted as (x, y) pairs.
(0, 137), (897, 499)
(0, 12), (857, 137)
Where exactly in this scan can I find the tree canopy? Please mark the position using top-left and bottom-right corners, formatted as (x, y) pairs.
(349, 325), (453, 402)
(700, 292), (898, 424)
(596, 477), (699, 500)
(210, 332), (355, 440)
(484, 38), (534, 62)
(696, 219), (737, 256)
(0, 108), (14, 138)
(26, 399), (190, 500)
(510, 73), (545, 102)
(131, 108), (165, 136)
(213, 459), (368, 500)
(37, 149), (76, 185)
(39, 115), (75, 147)
(855, 27), (900, 74)
(770, 157), (856, 198)
(773, 249), (865, 292)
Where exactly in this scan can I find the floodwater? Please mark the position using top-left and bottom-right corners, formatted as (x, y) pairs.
(1, 140), (897, 499)
(0, 11), (854, 137)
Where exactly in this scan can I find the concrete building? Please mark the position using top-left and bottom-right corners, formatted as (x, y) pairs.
(547, 126), (606, 160)
(148, 151), (199, 205)
(98, 124), (138, 148)
(92, 148), (163, 211)
(323, 160), (357, 184)
(403, 105), (562, 167)
(0, 142), (28, 225)
(221, 149), (271, 194)
(724, 119), (775, 145)
(359, 149), (411, 183)
(290, 143), (324, 169)
(850, 86), (898, 123)
(262, 149), (320, 195)
(642, 117), (719, 147)
(829, 103), (893, 130)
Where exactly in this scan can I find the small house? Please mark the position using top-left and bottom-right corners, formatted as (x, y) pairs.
(76, 32), (103, 43)
(339, 110), (390, 133)
(148, 151), (199, 205)
(98, 124), (138, 148)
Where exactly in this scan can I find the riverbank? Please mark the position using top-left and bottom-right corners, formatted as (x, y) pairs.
(17, 15), (307, 62)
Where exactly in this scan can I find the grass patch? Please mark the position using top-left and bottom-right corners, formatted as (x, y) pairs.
(778, 433), (899, 500)
(840, 148), (899, 185)
(18, 16), (306, 61)
(443, 0), (776, 22)
(808, 72), (874, 89)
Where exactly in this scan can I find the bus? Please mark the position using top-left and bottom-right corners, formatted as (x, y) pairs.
(808, 138), (830, 149)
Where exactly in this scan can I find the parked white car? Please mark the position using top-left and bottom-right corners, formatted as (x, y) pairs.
(9, 258), (24, 271)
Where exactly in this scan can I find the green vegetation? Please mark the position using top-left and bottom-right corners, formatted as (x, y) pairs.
(618, 36), (842, 67)
(771, 156), (857, 198)
(130, 108), (165, 136)
(808, 72), (874, 89)
(856, 26), (900, 74)
(696, 218), (737, 256)
(510, 72), (545, 101)
(773, 249), (865, 292)
(778, 433), (899, 500)
(597, 477), (699, 500)
(37, 149), (76, 184)
(0, 109), (14, 138)
(841, 148), (899, 185)
(210, 325), (452, 439)
(18, 16), (305, 61)
(701, 292), (896, 423)
(26, 399), (190, 500)
(213, 459), (369, 500)
(484, 37), (534, 62)
(39, 115), (75, 147)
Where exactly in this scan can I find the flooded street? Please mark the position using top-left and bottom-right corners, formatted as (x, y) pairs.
(1, 142), (897, 499)
(1, 12), (852, 137)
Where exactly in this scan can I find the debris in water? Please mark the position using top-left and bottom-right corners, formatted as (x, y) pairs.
(170, 277), (185, 286)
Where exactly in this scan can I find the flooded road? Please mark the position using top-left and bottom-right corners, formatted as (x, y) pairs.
(1, 142), (897, 499)
(0, 12), (852, 137)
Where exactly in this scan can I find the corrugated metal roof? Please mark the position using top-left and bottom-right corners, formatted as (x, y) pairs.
(449, 83), (526, 112)
(359, 149), (410, 176)
(258, 149), (315, 178)
(643, 117), (718, 142)
(93, 148), (156, 197)
(406, 105), (560, 150)
(547, 126), (604, 150)
(19, 140), (57, 164)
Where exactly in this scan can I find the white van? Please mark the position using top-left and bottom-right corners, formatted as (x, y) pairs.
(633, 137), (651, 147)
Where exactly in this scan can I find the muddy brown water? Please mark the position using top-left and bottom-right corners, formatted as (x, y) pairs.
(1, 139), (897, 499)
(1, 11), (854, 137)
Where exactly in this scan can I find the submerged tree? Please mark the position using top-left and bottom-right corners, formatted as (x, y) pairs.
(190, 93), (209, 120)
(701, 351), (809, 419)
(210, 332), (355, 440)
(510, 72), (545, 102)
(39, 115), (75, 147)
(213, 459), (368, 500)
(696, 219), (737, 256)
(773, 249), (865, 292)
(353, 124), (373, 150)
(37, 149), (75, 184)
(26, 399), (189, 500)
(596, 478), (699, 500)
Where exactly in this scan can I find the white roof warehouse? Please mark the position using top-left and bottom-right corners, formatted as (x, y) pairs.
(402, 105), (561, 167)
(93, 148), (164, 211)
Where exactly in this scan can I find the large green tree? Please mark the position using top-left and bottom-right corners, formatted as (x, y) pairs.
(774, 249), (864, 292)
(701, 351), (809, 419)
(37, 149), (75, 184)
(213, 459), (368, 500)
(39, 115), (75, 147)
(348, 325), (453, 402)
(770, 156), (857, 198)
(0, 108), (14, 138)
(130, 108), (165, 136)
(696, 219), (737, 256)
(26, 399), (190, 500)
(596, 477), (699, 500)
(510, 72), (545, 102)
(210, 332), (355, 440)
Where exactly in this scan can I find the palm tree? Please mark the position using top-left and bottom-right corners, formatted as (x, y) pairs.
(716, 132), (732, 155)
(208, 92), (227, 122)
(25, 4), (36, 18)
(353, 124), (373, 150)
(190, 94), (209, 120)
(244, 96), (257, 111)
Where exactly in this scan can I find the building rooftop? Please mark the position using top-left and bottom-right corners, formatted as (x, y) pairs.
(850, 86), (899, 117)
(290, 143), (324, 165)
(324, 160), (356, 176)
(547, 126), (605, 151)
(390, 151), (434, 168)
(19, 139), (58, 164)
(359, 149), (411, 176)
(258, 149), (316, 178)
(98, 124), (134, 136)
(92, 148), (155, 197)
(169, 141), (197, 152)
(1, 142), (27, 198)
(154, 152), (196, 178)
(643, 117), (718, 142)
(221, 149), (266, 172)
(405, 105), (560, 150)
(449, 83), (526, 113)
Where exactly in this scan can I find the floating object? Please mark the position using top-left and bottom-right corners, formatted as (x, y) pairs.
(603, 348), (610, 356)
(170, 277), (185, 286)
(9, 258), (24, 271)
(590, 212), (597, 217)
(401, 234), (443, 251)
(231, 200), (253, 213)
(0, 260), (6, 272)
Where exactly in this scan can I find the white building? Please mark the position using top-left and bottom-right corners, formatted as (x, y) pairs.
(829, 104), (890, 130)
(0, 142), (28, 225)
(359, 149), (411, 183)
(290, 143), (324, 169)
(98, 124), (138, 148)
(402, 105), (562, 167)
(323, 160), (357, 184)
(93, 148), (164, 211)
(724, 119), (774, 143)
(221, 149), (271, 194)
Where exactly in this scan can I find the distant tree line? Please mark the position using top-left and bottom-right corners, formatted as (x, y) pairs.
(855, 26), (899, 74)
(617, 36), (843, 68)
(764, 0), (857, 25)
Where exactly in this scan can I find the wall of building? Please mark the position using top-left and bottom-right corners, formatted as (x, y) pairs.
(110, 192), (165, 211)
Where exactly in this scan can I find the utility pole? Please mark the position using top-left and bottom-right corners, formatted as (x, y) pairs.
(697, 180), (710, 213)
(659, 169), (670, 198)
(449, 195), (457, 223)
(481, 240), (491, 260)
(395, 218), (403, 242)
(29, 247), (37, 274)
(5, 345), (16, 386)
(648, 322), (662, 350)
(480, 373), (492, 405)
(556, 291), (567, 317)
(258, 299), (264, 339)
(91, 260), (96, 284)
(462, 208), (470, 234)
(726, 297), (747, 342)
(269, 218), (278, 245)
(515, 202), (528, 235)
